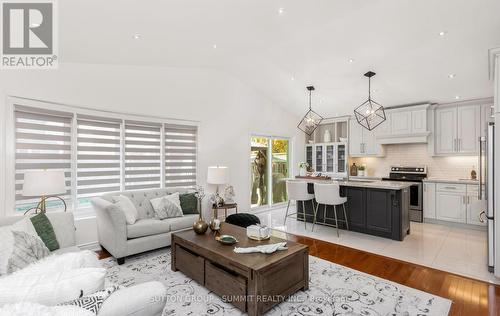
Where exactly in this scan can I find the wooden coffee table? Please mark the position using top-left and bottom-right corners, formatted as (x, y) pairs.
(171, 223), (309, 316)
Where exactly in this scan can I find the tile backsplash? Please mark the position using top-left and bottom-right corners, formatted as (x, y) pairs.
(350, 143), (479, 179)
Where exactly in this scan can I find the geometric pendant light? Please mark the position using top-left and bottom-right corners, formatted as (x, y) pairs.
(297, 86), (323, 136)
(354, 71), (386, 131)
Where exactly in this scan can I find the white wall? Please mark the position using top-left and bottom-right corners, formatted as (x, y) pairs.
(0, 63), (305, 246)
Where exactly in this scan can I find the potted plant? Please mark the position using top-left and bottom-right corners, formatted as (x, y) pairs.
(357, 164), (366, 177)
(298, 162), (309, 176)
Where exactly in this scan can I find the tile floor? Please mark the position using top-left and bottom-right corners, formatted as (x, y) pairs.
(253, 205), (498, 284)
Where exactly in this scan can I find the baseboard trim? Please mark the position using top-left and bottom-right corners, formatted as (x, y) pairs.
(78, 241), (101, 251)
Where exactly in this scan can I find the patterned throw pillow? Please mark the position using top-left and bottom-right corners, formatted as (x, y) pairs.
(30, 213), (60, 251)
(0, 229), (50, 275)
(58, 285), (120, 315)
(150, 193), (183, 220)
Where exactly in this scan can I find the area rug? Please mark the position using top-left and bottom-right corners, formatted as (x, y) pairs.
(101, 248), (451, 316)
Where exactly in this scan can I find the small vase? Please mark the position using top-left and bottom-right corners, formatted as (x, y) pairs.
(323, 130), (331, 143)
(193, 200), (208, 234)
(299, 167), (307, 177)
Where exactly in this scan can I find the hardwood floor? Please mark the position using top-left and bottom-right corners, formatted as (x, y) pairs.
(97, 233), (500, 315)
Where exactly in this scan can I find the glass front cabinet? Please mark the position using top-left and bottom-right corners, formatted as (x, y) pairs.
(305, 143), (347, 177)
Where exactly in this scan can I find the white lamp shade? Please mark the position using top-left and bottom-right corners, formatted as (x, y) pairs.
(206, 166), (229, 185)
(22, 170), (67, 197)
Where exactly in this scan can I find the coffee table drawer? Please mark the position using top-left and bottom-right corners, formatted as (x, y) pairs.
(175, 244), (204, 284)
(205, 261), (247, 311)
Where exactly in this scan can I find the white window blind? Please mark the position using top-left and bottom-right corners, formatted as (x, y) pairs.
(124, 121), (162, 190)
(76, 115), (122, 206)
(164, 124), (197, 188)
(14, 105), (73, 213)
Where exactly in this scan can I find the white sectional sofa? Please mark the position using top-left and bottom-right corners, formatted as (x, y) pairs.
(0, 212), (167, 316)
(92, 188), (198, 264)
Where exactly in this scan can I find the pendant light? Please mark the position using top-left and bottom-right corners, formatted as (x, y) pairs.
(297, 86), (323, 136)
(354, 71), (386, 131)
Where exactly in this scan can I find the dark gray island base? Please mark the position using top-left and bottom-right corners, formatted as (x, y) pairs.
(296, 181), (411, 241)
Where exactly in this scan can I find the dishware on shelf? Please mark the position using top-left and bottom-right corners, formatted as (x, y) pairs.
(339, 137), (348, 143)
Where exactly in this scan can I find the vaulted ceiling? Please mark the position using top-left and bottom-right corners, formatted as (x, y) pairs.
(60, 0), (500, 116)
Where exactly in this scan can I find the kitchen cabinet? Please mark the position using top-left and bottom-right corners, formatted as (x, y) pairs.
(306, 143), (347, 177)
(376, 104), (430, 144)
(436, 191), (467, 223)
(348, 119), (384, 157)
(425, 181), (486, 226)
(466, 186), (487, 226)
(423, 182), (436, 219)
(434, 104), (480, 155)
(435, 106), (457, 154)
(457, 105), (480, 154)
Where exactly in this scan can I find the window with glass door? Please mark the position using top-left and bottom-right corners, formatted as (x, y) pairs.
(250, 136), (290, 208)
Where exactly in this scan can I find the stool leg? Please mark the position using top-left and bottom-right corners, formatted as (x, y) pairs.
(283, 200), (291, 226)
(343, 203), (349, 231)
(333, 205), (339, 237)
(302, 201), (307, 230)
(312, 201), (319, 232)
(323, 204), (327, 225)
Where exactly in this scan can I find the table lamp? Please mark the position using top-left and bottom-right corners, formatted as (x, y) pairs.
(207, 166), (229, 206)
(22, 170), (67, 214)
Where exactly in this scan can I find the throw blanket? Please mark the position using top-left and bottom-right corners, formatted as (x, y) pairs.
(0, 302), (94, 316)
(234, 242), (288, 254)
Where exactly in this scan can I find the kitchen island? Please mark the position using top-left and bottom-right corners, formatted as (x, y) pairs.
(292, 178), (411, 241)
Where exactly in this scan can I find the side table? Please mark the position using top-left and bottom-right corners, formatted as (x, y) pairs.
(212, 203), (238, 220)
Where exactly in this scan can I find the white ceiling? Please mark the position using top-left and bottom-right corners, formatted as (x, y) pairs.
(60, 0), (500, 117)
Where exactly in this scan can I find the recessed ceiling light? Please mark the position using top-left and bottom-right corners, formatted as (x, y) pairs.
(448, 74), (456, 79)
(278, 8), (285, 15)
(455, 95), (460, 100)
(291, 76), (295, 81)
(348, 58), (354, 63)
(212, 44), (217, 49)
(132, 34), (141, 40)
(439, 31), (447, 36)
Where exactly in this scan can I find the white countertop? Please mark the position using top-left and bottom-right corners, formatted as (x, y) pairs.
(423, 178), (479, 185)
(290, 177), (412, 190)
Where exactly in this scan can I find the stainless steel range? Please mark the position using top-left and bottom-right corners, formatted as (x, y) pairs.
(382, 166), (427, 222)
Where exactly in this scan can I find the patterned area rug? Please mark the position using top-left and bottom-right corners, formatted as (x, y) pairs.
(101, 248), (451, 316)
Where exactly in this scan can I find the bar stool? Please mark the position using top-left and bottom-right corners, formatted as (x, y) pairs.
(312, 182), (348, 236)
(284, 180), (315, 230)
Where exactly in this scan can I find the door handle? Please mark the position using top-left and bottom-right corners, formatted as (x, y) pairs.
(479, 211), (486, 223)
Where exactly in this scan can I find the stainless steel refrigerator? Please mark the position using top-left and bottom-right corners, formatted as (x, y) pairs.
(485, 122), (495, 272)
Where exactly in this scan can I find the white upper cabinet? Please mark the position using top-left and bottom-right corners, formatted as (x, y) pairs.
(348, 119), (384, 157)
(411, 109), (428, 133)
(434, 103), (482, 155)
(390, 110), (412, 135)
(457, 105), (480, 154)
(435, 106), (457, 154)
(376, 104), (430, 144)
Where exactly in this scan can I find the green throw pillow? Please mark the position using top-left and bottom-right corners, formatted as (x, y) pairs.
(30, 213), (60, 251)
(180, 193), (198, 214)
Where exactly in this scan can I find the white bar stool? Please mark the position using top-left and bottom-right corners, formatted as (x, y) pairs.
(312, 182), (348, 236)
(284, 180), (315, 230)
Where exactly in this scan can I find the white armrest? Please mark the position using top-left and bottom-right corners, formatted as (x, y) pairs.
(91, 198), (127, 258)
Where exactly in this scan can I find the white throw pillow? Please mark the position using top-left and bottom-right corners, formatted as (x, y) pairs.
(112, 195), (138, 225)
(0, 218), (49, 276)
(0, 267), (106, 307)
(149, 193), (183, 220)
(15, 250), (101, 276)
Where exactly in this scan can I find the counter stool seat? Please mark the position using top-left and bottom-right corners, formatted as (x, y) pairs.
(284, 180), (315, 230)
(313, 182), (349, 236)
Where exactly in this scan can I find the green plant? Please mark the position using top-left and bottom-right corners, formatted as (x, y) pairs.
(357, 165), (366, 171)
(298, 162), (309, 169)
